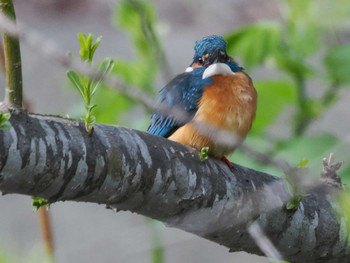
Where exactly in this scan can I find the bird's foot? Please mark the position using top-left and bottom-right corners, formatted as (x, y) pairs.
(221, 156), (234, 172)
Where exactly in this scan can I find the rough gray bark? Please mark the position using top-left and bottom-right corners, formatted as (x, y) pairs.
(0, 109), (349, 262)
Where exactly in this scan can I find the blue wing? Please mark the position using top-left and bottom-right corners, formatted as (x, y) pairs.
(147, 68), (211, 137)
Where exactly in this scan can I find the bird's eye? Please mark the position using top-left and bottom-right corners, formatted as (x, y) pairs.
(197, 54), (209, 65)
(220, 51), (229, 61)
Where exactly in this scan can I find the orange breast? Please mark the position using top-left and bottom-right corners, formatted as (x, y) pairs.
(168, 72), (257, 158)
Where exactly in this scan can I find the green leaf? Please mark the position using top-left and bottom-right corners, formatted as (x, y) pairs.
(90, 58), (115, 96)
(286, 194), (304, 210)
(225, 23), (282, 68)
(324, 44), (350, 85)
(0, 112), (10, 123)
(90, 36), (102, 61)
(77, 33), (101, 62)
(67, 71), (86, 99)
(77, 32), (86, 48)
(199, 147), (209, 161)
(297, 158), (309, 168)
(252, 80), (297, 133)
(32, 196), (48, 210)
(0, 112), (11, 130)
(85, 104), (97, 117)
(78, 33), (89, 61)
(98, 58), (115, 75)
(0, 123), (12, 130)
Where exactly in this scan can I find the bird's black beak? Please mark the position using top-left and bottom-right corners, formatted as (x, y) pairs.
(204, 49), (229, 66)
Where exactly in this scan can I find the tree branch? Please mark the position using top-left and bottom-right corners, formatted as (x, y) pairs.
(0, 109), (348, 262)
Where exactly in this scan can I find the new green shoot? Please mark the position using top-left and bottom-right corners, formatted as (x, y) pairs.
(199, 146), (210, 161)
(67, 33), (114, 134)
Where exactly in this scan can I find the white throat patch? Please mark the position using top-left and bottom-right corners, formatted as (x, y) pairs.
(202, 63), (234, 79)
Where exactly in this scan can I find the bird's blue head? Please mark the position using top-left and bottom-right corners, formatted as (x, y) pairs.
(193, 35), (227, 59)
(191, 35), (242, 72)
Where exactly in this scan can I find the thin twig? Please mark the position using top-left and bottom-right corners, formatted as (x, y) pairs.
(320, 152), (343, 189)
(0, 0), (23, 108)
(126, 0), (172, 82)
(38, 206), (55, 261)
(0, 41), (5, 75)
(239, 144), (292, 173)
(294, 74), (310, 135)
(322, 82), (341, 107)
(247, 221), (283, 261)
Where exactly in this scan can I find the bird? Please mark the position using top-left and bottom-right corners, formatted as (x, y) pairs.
(147, 35), (257, 170)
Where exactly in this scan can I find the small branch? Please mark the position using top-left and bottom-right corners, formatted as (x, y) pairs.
(128, 0), (172, 82)
(294, 74), (310, 135)
(0, 0), (23, 108)
(38, 206), (55, 260)
(247, 221), (283, 261)
(321, 82), (341, 107)
(0, 40), (5, 75)
(239, 144), (292, 173)
(320, 152), (343, 189)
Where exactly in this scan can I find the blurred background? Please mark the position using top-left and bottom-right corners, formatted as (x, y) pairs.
(0, 0), (350, 262)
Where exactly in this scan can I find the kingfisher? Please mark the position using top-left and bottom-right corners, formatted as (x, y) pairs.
(147, 35), (257, 170)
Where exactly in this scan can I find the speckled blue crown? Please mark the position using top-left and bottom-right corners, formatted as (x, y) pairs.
(193, 35), (227, 59)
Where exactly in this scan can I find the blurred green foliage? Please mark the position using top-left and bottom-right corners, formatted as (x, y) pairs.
(325, 44), (350, 85)
(225, 0), (350, 183)
(250, 80), (297, 133)
(0, 252), (13, 263)
(0, 245), (53, 263)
